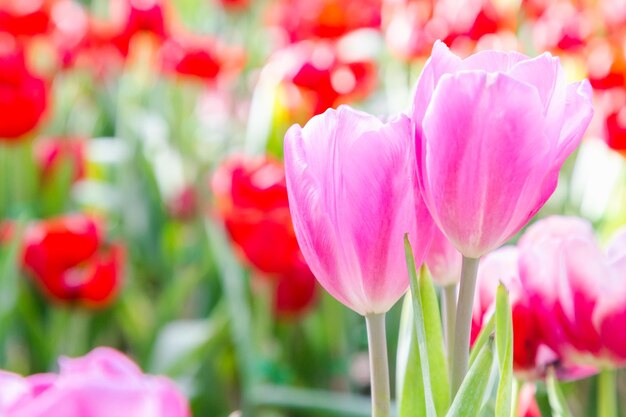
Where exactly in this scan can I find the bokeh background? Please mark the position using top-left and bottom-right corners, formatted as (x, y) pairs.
(0, 0), (625, 416)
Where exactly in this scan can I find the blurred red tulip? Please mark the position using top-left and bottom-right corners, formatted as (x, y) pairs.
(0, 220), (14, 243)
(212, 155), (318, 316)
(604, 109), (626, 155)
(34, 137), (86, 183)
(270, 40), (376, 118)
(160, 34), (245, 82)
(587, 39), (626, 91)
(0, 39), (48, 140)
(267, 0), (381, 43)
(212, 155), (300, 275)
(0, 0), (51, 38)
(110, 0), (169, 57)
(215, 0), (250, 11)
(22, 215), (124, 308)
(167, 185), (198, 221)
(273, 261), (317, 316)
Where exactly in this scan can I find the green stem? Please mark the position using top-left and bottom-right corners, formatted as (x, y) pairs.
(451, 256), (480, 396)
(443, 284), (457, 375)
(365, 313), (391, 417)
(598, 369), (617, 417)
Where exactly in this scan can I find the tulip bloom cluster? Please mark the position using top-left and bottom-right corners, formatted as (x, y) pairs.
(284, 41), (593, 415)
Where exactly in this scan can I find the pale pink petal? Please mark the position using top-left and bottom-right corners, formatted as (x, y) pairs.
(411, 40), (461, 123)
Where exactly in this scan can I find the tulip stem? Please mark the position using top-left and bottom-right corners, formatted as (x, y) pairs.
(598, 370), (617, 417)
(365, 313), (391, 417)
(442, 284), (457, 377)
(451, 256), (480, 396)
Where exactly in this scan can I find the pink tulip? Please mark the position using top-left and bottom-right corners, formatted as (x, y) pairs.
(0, 348), (190, 417)
(412, 41), (593, 258)
(284, 105), (435, 315)
(425, 227), (462, 286)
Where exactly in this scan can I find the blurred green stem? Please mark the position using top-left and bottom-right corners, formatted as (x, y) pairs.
(365, 313), (391, 417)
(598, 370), (617, 417)
(443, 284), (457, 376)
(451, 256), (480, 396)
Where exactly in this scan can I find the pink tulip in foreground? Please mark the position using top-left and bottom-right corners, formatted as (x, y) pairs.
(413, 41), (593, 258)
(0, 347), (190, 417)
(412, 40), (593, 393)
(284, 105), (434, 316)
(284, 105), (435, 417)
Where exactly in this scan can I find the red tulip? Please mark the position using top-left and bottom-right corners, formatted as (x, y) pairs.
(273, 261), (317, 316)
(159, 34), (245, 82)
(22, 214), (123, 308)
(0, 0), (51, 38)
(0, 41), (48, 140)
(269, 40), (377, 118)
(109, 0), (169, 57)
(34, 137), (86, 182)
(167, 185), (198, 221)
(212, 155), (318, 316)
(604, 109), (626, 155)
(212, 155), (301, 275)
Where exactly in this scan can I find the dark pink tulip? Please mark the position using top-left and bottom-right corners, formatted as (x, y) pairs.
(587, 227), (626, 365)
(412, 41), (593, 258)
(0, 347), (190, 417)
(518, 217), (597, 359)
(518, 216), (626, 370)
(284, 105), (435, 315)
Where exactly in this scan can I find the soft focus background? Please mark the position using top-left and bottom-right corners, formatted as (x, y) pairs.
(0, 0), (625, 416)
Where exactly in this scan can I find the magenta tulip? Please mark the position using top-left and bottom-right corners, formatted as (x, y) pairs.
(412, 41), (594, 258)
(0, 348), (190, 417)
(284, 105), (434, 316)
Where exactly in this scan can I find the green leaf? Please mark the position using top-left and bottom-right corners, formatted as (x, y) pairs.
(404, 234), (451, 417)
(420, 266), (451, 414)
(546, 367), (574, 417)
(446, 339), (494, 417)
(495, 285), (513, 417)
(397, 293), (425, 417)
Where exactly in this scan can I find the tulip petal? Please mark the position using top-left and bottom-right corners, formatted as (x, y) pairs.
(460, 49), (527, 73)
(411, 40), (461, 123)
(418, 71), (550, 257)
